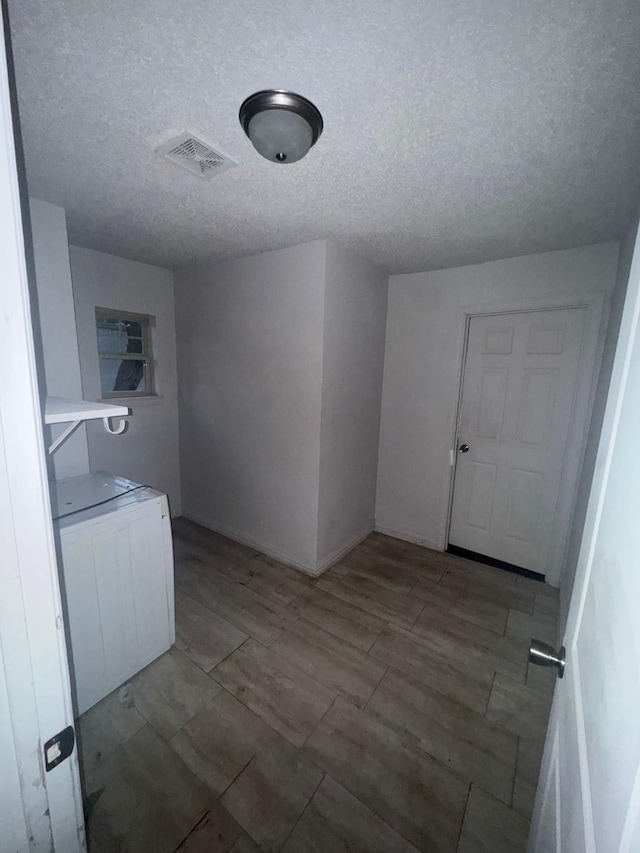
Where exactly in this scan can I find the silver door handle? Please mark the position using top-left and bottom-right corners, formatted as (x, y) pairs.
(459, 444), (469, 453)
(529, 639), (565, 678)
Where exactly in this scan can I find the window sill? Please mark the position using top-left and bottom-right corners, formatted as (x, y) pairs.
(98, 395), (165, 409)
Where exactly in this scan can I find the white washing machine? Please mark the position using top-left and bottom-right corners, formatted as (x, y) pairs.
(52, 472), (175, 715)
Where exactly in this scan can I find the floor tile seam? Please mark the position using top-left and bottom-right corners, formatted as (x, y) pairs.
(284, 588), (311, 611)
(226, 631), (342, 695)
(276, 770), (327, 852)
(291, 584), (393, 635)
(188, 561), (296, 618)
(361, 662), (390, 713)
(171, 805), (214, 853)
(175, 595), (251, 656)
(311, 582), (410, 627)
(364, 620), (390, 652)
(210, 638), (340, 734)
(341, 554), (433, 584)
(512, 735), (527, 807)
(127, 646), (222, 742)
(342, 571), (428, 606)
(322, 572), (422, 617)
(367, 626), (497, 698)
(360, 711), (515, 807)
(432, 575), (509, 601)
(408, 598), (426, 629)
(263, 618), (298, 648)
(294, 769), (428, 853)
(364, 662), (519, 750)
(267, 640), (380, 708)
(293, 752), (430, 853)
(207, 636), (258, 689)
(78, 718), (148, 789)
(187, 592), (284, 644)
(220, 751), (260, 803)
(434, 581), (525, 621)
(311, 690), (501, 805)
(276, 613), (392, 671)
(230, 572), (314, 609)
(359, 691), (517, 800)
(483, 670), (498, 720)
(298, 692), (343, 751)
(363, 648), (491, 707)
(408, 621), (529, 675)
(455, 783), (473, 852)
(284, 606), (389, 655)
(202, 680), (303, 763)
(336, 570), (419, 599)
(411, 588), (512, 636)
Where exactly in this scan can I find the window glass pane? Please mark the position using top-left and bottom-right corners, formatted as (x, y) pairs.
(100, 358), (147, 394)
(97, 325), (127, 354)
(97, 316), (146, 355)
(96, 316), (122, 331)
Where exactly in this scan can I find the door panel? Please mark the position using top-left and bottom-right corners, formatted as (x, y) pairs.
(467, 461), (497, 529)
(449, 308), (586, 574)
(517, 368), (558, 446)
(476, 368), (509, 439)
(530, 226), (640, 852)
(507, 468), (543, 544)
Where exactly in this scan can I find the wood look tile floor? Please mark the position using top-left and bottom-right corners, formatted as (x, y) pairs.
(79, 518), (559, 853)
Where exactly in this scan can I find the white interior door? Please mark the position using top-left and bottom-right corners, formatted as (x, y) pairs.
(450, 308), (587, 575)
(529, 222), (640, 852)
(0, 9), (84, 850)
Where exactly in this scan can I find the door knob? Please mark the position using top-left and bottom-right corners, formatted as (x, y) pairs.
(459, 444), (470, 453)
(529, 639), (565, 678)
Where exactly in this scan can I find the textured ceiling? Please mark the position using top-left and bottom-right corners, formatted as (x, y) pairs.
(8, 0), (640, 273)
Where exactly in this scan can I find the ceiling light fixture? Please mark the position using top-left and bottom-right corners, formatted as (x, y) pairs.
(239, 90), (323, 164)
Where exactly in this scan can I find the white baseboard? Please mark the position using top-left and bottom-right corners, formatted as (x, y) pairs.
(314, 522), (375, 575)
(180, 510), (374, 577)
(373, 522), (442, 552)
(180, 509), (318, 574)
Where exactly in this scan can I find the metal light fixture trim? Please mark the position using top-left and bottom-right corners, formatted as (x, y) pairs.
(239, 89), (323, 163)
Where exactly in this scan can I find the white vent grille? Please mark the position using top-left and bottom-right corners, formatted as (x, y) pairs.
(157, 132), (237, 179)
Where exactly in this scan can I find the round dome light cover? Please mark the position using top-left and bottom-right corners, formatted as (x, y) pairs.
(239, 90), (323, 164)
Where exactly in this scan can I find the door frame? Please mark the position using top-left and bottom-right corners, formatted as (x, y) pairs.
(0, 3), (85, 848)
(443, 293), (607, 586)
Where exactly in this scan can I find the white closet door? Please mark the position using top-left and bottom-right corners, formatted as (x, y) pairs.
(449, 308), (585, 575)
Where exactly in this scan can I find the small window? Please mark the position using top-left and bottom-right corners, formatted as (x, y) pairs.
(95, 308), (155, 398)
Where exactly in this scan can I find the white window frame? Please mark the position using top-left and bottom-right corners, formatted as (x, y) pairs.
(95, 306), (156, 399)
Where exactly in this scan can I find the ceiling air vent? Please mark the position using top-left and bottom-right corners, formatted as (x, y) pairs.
(157, 132), (237, 179)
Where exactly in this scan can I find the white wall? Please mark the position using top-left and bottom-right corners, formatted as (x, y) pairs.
(175, 241), (326, 570)
(70, 246), (181, 514)
(317, 240), (388, 566)
(30, 198), (90, 480)
(376, 242), (620, 555)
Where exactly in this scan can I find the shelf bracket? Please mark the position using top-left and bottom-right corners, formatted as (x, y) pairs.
(103, 417), (127, 436)
(48, 420), (81, 455)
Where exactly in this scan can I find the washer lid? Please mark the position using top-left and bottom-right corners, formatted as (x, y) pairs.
(51, 472), (143, 520)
